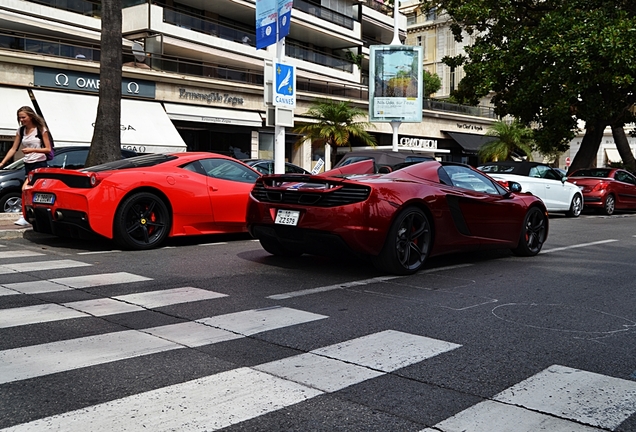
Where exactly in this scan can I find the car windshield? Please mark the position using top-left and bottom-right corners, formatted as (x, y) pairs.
(477, 164), (516, 173)
(3, 159), (24, 170)
(570, 169), (611, 178)
(84, 154), (177, 172)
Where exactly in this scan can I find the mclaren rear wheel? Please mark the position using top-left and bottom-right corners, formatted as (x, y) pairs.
(114, 192), (171, 250)
(511, 206), (547, 256)
(372, 206), (432, 275)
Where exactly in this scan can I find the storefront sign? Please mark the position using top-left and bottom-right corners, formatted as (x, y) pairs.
(399, 137), (437, 150)
(178, 88), (244, 106)
(456, 123), (484, 131)
(34, 67), (155, 98)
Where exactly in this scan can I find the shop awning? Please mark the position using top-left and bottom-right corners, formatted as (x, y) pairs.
(605, 148), (622, 163)
(0, 87), (34, 138)
(445, 131), (498, 154)
(163, 103), (263, 128)
(32, 90), (186, 153)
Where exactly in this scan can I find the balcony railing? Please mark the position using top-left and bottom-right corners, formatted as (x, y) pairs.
(0, 31), (100, 61)
(424, 99), (496, 119)
(286, 43), (354, 73)
(294, 0), (355, 30)
(25, 0), (101, 16)
(0, 32), (495, 119)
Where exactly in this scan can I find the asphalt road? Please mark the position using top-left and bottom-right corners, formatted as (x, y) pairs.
(0, 212), (635, 431)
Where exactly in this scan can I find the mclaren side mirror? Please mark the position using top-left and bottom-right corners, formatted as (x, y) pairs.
(508, 181), (522, 193)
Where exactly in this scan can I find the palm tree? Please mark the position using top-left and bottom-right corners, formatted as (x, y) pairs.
(478, 120), (535, 162)
(293, 99), (376, 169)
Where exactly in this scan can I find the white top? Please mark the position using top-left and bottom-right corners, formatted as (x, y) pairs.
(18, 126), (48, 164)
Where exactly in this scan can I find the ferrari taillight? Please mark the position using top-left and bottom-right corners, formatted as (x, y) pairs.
(89, 172), (112, 187)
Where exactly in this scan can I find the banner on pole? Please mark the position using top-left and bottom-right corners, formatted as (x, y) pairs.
(256, 0), (277, 50)
(278, 0), (293, 40)
(256, 0), (294, 49)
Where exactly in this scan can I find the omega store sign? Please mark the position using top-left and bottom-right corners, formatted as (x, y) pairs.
(33, 67), (155, 98)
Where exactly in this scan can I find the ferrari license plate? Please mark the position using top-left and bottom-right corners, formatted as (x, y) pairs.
(33, 193), (55, 205)
(275, 209), (300, 226)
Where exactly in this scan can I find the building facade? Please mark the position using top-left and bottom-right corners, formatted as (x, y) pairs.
(0, 0), (498, 171)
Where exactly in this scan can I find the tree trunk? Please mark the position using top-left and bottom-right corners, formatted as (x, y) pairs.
(611, 124), (636, 172)
(568, 120), (606, 172)
(86, 0), (123, 167)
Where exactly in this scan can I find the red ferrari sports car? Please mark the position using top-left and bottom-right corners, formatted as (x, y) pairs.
(567, 167), (636, 215)
(23, 152), (261, 249)
(247, 159), (549, 275)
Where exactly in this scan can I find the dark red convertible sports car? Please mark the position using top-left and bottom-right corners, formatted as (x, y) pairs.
(23, 152), (261, 249)
(247, 159), (549, 275)
(567, 167), (636, 215)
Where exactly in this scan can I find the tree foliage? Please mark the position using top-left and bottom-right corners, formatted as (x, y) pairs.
(422, 70), (442, 97)
(478, 120), (535, 162)
(418, 0), (636, 171)
(86, 0), (122, 167)
(293, 99), (376, 162)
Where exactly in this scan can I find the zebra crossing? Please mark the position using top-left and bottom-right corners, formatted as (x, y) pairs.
(1, 244), (636, 431)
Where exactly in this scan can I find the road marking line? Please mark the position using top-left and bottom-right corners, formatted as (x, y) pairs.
(541, 239), (618, 254)
(0, 287), (228, 328)
(198, 306), (326, 336)
(198, 242), (228, 246)
(0, 250), (45, 259)
(5, 330), (460, 431)
(267, 264), (474, 300)
(0, 272), (149, 296)
(422, 364), (636, 432)
(114, 287), (227, 308)
(0, 306), (327, 384)
(0, 259), (91, 274)
(494, 364), (636, 429)
(77, 250), (123, 255)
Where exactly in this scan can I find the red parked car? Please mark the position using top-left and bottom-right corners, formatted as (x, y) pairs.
(567, 168), (636, 215)
(247, 159), (549, 275)
(23, 152), (261, 249)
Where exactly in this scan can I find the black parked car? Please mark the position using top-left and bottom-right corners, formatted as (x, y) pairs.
(0, 146), (137, 213)
(333, 150), (435, 173)
(242, 159), (309, 175)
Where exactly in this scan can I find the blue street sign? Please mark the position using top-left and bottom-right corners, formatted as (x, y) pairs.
(274, 62), (296, 108)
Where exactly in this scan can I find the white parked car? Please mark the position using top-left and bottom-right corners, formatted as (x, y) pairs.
(478, 161), (583, 217)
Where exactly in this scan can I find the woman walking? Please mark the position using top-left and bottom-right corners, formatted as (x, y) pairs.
(0, 106), (52, 226)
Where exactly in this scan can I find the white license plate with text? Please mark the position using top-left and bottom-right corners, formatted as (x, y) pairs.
(33, 193), (55, 205)
(275, 209), (300, 226)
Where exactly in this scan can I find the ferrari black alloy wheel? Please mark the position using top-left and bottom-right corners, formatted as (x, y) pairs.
(373, 206), (432, 275)
(114, 192), (171, 250)
(511, 206), (547, 256)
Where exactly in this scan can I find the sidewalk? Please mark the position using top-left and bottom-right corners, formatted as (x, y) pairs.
(0, 212), (32, 240)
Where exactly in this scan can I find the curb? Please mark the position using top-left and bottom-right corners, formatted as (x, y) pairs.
(0, 212), (31, 239)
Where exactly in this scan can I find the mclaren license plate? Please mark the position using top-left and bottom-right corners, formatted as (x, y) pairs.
(33, 193), (55, 205)
(275, 209), (300, 226)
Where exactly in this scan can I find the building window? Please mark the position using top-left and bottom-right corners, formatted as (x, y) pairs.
(407, 13), (417, 26)
(426, 7), (437, 21)
(416, 36), (422, 46)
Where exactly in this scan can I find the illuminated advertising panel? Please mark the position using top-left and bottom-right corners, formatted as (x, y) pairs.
(369, 45), (423, 123)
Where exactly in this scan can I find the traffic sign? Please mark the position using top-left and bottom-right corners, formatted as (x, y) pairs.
(565, 157), (571, 167)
